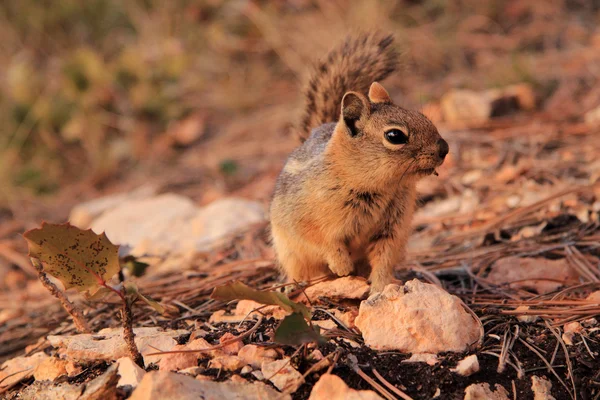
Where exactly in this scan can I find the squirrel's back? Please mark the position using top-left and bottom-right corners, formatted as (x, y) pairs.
(295, 32), (399, 142)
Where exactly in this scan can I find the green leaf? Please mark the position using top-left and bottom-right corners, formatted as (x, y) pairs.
(126, 283), (166, 315)
(121, 255), (150, 277)
(23, 222), (120, 293)
(274, 313), (325, 346)
(210, 281), (311, 319)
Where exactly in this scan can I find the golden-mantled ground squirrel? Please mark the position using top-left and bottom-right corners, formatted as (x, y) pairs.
(270, 33), (448, 293)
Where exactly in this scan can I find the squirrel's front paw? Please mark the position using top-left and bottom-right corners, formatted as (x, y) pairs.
(328, 261), (354, 277)
(369, 276), (402, 294)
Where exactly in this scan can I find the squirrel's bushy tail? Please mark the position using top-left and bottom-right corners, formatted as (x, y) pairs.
(296, 32), (399, 142)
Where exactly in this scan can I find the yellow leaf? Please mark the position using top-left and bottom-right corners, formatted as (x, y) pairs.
(23, 222), (120, 293)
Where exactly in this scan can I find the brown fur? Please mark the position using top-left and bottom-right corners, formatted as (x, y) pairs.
(296, 32), (398, 142)
(271, 34), (448, 293)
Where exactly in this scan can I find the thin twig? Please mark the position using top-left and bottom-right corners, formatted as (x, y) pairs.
(30, 257), (90, 333)
(147, 316), (263, 355)
(372, 367), (414, 400)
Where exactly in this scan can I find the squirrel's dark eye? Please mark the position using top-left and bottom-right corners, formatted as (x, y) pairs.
(384, 129), (408, 145)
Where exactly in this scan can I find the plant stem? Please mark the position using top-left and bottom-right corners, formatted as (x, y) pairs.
(30, 257), (91, 333)
(120, 286), (144, 368)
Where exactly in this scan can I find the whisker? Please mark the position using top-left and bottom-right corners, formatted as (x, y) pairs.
(399, 159), (416, 182)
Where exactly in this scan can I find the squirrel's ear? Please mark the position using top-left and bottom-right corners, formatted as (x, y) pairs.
(341, 91), (369, 136)
(368, 82), (392, 103)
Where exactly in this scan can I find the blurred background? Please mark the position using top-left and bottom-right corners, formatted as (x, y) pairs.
(1, 0), (599, 217)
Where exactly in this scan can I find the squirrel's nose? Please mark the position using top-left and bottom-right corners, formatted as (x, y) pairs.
(437, 138), (449, 160)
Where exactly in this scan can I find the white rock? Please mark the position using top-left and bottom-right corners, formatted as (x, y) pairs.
(238, 344), (279, 369)
(585, 105), (600, 127)
(85, 194), (265, 260)
(240, 365), (253, 375)
(451, 354), (479, 376)
(531, 376), (556, 400)
(91, 194), (199, 255)
(33, 357), (68, 381)
(515, 306), (539, 323)
(130, 370), (289, 400)
(208, 356), (246, 371)
(487, 257), (578, 294)
(47, 327), (188, 365)
(234, 300), (288, 320)
(192, 198), (266, 249)
(313, 319), (337, 330)
(402, 353), (439, 366)
(441, 89), (492, 124)
(564, 321), (583, 334)
(179, 366), (204, 376)
(19, 364), (119, 400)
(355, 280), (480, 353)
(308, 374), (383, 400)
(329, 308), (358, 329)
(116, 357), (146, 388)
(587, 290), (600, 302)
(159, 338), (218, 371)
(302, 277), (370, 301)
(0, 352), (49, 388)
(69, 186), (156, 228)
(464, 383), (510, 400)
(261, 358), (303, 393)
(219, 332), (244, 355)
(251, 370), (264, 381)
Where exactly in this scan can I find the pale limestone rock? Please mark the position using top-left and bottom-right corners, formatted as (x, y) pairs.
(464, 383), (510, 400)
(587, 290), (600, 302)
(251, 370), (265, 381)
(69, 186), (156, 229)
(308, 374), (383, 400)
(179, 366), (204, 376)
(33, 357), (68, 381)
(238, 344), (279, 369)
(159, 338), (218, 371)
(219, 332), (244, 355)
(129, 370), (288, 400)
(116, 356), (146, 388)
(441, 84), (535, 125)
(585, 105), (600, 127)
(20, 364), (119, 400)
(234, 300), (287, 320)
(329, 308), (358, 329)
(192, 198), (266, 249)
(0, 352), (49, 388)
(65, 361), (83, 377)
(261, 358), (303, 393)
(208, 356), (246, 371)
(487, 257), (578, 294)
(564, 321), (583, 334)
(531, 376), (556, 400)
(240, 365), (253, 375)
(313, 319), (337, 330)
(402, 353), (439, 366)
(355, 280), (480, 353)
(84, 194), (266, 262)
(47, 327), (188, 365)
(303, 276), (370, 301)
(451, 354), (479, 376)
(230, 374), (246, 384)
(515, 306), (539, 323)
(91, 193), (199, 255)
(441, 89), (492, 124)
